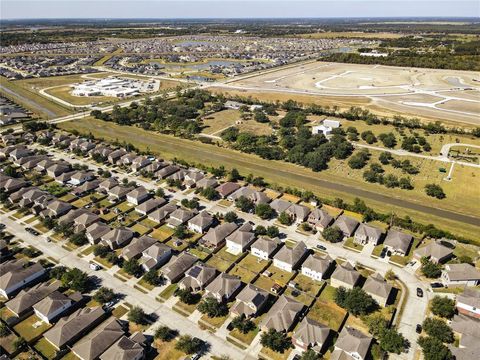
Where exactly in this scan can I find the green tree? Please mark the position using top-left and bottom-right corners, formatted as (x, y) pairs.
(334, 287), (378, 316)
(69, 231), (88, 246)
(174, 224), (188, 239)
(255, 203), (274, 219)
(425, 184), (446, 199)
(430, 296), (455, 319)
(420, 258), (443, 279)
(61, 268), (90, 292)
(266, 226), (280, 238)
(93, 287), (115, 304)
(49, 266), (67, 280)
(235, 196), (255, 213)
(278, 211), (293, 225)
(128, 306), (148, 325)
(224, 211), (238, 223)
(260, 329), (292, 353)
(379, 328), (407, 354)
(175, 335), (203, 354)
(228, 168), (241, 182)
(176, 288), (200, 305)
(230, 315), (255, 334)
(0, 322), (9, 337)
(197, 298), (228, 318)
(154, 326), (175, 342)
(199, 186), (218, 200)
(418, 336), (452, 360)
(422, 318), (454, 343)
(300, 349), (320, 360)
(143, 269), (162, 286)
(123, 259), (143, 277)
(322, 226), (344, 243)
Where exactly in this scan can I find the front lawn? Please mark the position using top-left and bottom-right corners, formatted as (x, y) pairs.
(229, 325), (260, 346)
(158, 284), (178, 301)
(154, 339), (185, 360)
(343, 237), (364, 252)
(237, 253), (270, 273)
(260, 347), (292, 360)
(112, 304), (129, 319)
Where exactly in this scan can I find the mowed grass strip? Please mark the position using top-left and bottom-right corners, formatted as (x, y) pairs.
(58, 118), (480, 241)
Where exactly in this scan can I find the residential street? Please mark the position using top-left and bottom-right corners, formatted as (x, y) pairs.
(17, 144), (431, 359)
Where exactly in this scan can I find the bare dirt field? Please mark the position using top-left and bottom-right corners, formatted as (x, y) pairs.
(219, 62), (480, 126)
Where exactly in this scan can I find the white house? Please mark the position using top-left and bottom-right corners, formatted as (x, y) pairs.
(456, 288), (480, 319)
(311, 119), (340, 136)
(442, 264), (480, 287)
(301, 254), (333, 281)
(33, 291), (74, 324)
(251, 237), (280, 260)
(0, 260), (45, 298)
(273, 242), (307, 273)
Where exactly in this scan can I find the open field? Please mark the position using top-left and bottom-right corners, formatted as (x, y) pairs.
(44, 85), (115, 106)
(202, 109), (240, 135)
(297, 31), (404, 39)
(216, 61), (480, 126)
(58, 118), (480, 241)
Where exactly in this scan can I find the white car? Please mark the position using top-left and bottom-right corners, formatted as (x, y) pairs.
(90, 263), (101, 271)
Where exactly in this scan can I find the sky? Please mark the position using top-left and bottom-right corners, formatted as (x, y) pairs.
(1, 0), (479, 20)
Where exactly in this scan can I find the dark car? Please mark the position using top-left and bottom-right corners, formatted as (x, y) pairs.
(0, 224), (6, 230)
(430, 282), (443, 289)
(416, 324), (423, 333)
(416, 287), (423, 297)
(316, 244), (327, 251)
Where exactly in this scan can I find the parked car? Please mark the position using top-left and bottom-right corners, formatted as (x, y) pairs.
(416, 324), (423, 333)
(430, 282), (443, 289)
(0, 224), (6, 230)
(90, 263), (101, 271)
(316, 244), (327, 251)
(416, 287), (424, 297)
(25, 227), (40, 236)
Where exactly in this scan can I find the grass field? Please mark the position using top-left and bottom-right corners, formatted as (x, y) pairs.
(202, 109), (240, 135)
(14, 314), (51, 341)
(58, 118), (480, 242)
(298, 31), (404, 39)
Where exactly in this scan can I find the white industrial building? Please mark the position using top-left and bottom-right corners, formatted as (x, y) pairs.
(72, 77), (159, 98)
(311, 119), (341, 136)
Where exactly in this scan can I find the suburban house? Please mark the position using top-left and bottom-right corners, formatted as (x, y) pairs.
(43, 307), (106, 350)
(441, 263), (480, 287)
(136, 197), (166, 216)
(126, 186), (151, 205)
(231, 284), (269, 318)
(71, 317), (125, 360)
(383, 230), (413, 256)
(107, 149), (127, 164)
(330, 262), (360, 289)
(292, 317), (331, 353)
(131, 156), (151, 172)
(99, 334), (145, 360)
(71, 179), (101, 196)
(121, 235), (157, 261)
(54, 171), (75, 184)
(46, 163), (71, 178)
(331, 326), (372, 360)
(311, 119), (341, 136)
(139, 243), (172, 271)
(0, 260), (45, 298)
(362, 273), (393, 307)
(40, 200), (72, 218)
(179, 263), (217, 293)
(450, 314), (480, 349)
(196, 177), (218, 189)
(227, 187), (270, 205)
(200, 222), (238, 250)
(166, 208), (197, 228)
(98, 178), (119, 193)
(413, 241), (454, 264)
(354, 223), (384, 245)
(162, 253), (197, 284)
(156, 165), (180, 179)
(216, 182), (241, 198)
(86, 222), (111, 244)
(107, 186), (134, 202)
(332, 215), (360, 238)
(273, 241), (308, 273)
(301, 253), (334, 281)
(251, 237), (281, 260)
(205, 272), (243, 302)
(225, 222), (256, 255)
(33, 290), (80, 324)
(69, 171), (94, 186)
(270, 199), (310, 224)
(184, 170), (205, 188)
(148, 203), (177, 224)
(73, 211), (100, 232)
(261, 295), (304, 332)
(456, 288), (480, 319)
(101, 227), (134, 249)
(187, 211), (215, 234)
(5, 281), (60, 319)
(307, 208), (333, 232)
